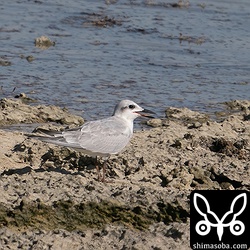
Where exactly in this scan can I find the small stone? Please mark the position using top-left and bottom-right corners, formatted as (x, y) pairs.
(220, 182), (234, 190)
(188, 122), (202, 129)
(26, 55), (35, 62)
(0, 60), (11, 66)
(171, 139), (182, 148)
(34, 36), (55, 49)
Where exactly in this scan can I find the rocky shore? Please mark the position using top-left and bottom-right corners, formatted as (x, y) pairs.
(0, 98), (249, 250)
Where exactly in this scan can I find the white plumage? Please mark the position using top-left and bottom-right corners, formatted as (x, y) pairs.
(31, 100), (154, 181)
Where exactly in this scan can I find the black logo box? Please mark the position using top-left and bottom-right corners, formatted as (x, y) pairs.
(190, 190), (250, 249)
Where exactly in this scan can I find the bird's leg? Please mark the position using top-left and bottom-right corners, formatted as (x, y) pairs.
(95, 156), (102, 181)
(95, 158), (112, 183)
(102, 160), (107, 182)
(95, 156), (106, 182)
(96, 160), (106, 182)
(96, 164), (101, 181)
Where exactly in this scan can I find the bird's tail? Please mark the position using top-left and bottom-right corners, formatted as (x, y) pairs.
(27, 128), (67, 145)
(27, 128), (82, 149)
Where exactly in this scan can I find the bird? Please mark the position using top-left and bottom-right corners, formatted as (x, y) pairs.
(30, 100), (154, 182)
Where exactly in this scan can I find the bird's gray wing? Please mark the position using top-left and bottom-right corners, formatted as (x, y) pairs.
(56, 116), (132, 155)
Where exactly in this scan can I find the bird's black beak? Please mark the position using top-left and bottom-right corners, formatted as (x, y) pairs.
(136, 109), (155, 118)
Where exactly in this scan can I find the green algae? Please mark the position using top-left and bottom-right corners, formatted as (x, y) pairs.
(0, 199), (188, 232)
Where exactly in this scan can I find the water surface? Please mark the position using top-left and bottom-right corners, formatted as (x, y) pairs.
(1, 0), (249, 120)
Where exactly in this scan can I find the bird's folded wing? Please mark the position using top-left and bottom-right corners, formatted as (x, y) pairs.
(62, 117), (131, 155)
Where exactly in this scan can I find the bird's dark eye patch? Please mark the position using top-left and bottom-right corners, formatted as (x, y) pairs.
(128, 104), (135, 109)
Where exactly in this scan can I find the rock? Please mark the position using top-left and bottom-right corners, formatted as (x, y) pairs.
(187, 122), (202, 129)
(34, 35), (55, 49)
(0, 60), (11, 66)
(224, 100), (250, 111)
(26, 55), (35, 62)
(0, 98), (84, 126)
(146, 118), (163, 127)
(0, 99), (249, 249)
(165, 107), (209, 125)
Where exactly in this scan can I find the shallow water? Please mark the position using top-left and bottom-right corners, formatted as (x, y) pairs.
(1, 0), (250, 120)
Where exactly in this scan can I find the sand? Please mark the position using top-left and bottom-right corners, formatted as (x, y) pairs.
(0, 98), (249, 250)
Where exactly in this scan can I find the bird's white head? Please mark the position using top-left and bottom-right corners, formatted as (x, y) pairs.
(113, 100), (154, 121)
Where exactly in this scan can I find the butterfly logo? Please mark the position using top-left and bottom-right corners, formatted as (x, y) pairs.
(193, 193), (247, 241)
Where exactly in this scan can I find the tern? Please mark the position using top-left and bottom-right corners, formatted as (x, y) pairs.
(31, 100), (154, 181)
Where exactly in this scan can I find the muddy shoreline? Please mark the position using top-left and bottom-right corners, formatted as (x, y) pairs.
(0, 98), (249, 249)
